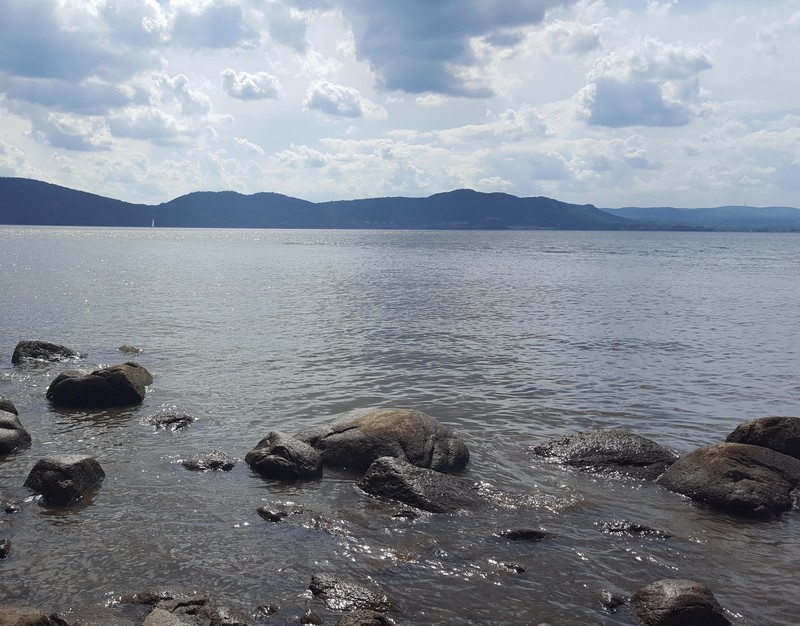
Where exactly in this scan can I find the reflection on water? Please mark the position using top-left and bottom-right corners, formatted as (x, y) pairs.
(1, 228), (799, 624)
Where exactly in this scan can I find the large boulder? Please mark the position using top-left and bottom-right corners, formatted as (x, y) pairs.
(12, 340), (81, 364)
(309, 573), (401, 613)
(0, 396), (18, 415)
(531, 429), (678, 480)
(296, 408), (469, 472)
(656, 442), (800, 519)
(24, 454), (105, 506)
(725, 416), (800, 460)
(631, 579), (730, 626)
(0, 410), (32, 453)
(246, 431), (322, 480)
(46, 362), (153, 407)
(357, 456), (483, 513)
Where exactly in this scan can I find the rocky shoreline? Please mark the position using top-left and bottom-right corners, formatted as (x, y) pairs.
(3, 340), (799, 625)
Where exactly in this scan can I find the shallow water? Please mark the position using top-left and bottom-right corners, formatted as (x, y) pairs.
(1, 227), (799, 624)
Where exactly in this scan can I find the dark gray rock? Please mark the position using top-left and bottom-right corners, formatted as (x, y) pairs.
(597, 520), (671, 539)
(181, 451), (235, 472)
(245, 431), (322, 480)
(0, 410), (32, 453)
(334, 611), (397, 626)
(496, 528), (555, 541)
(46, 362), (153, 408)
(531, 429), (678, 480)
(0, 396), (18, 415)
(631, 579), (730, 626)
(656, 442), (800, 519)
(296, 407), (469, 472)
(357, 456), (483, 513)
(23, 455), (105, 506)
(300, 609), (324, 624)
(597, 590), (627, 611)
(0, 538), (10, 558)
(12, 340), (80, 364)
(146, 411), (195, 431)
(309, 573), (401, 613)
(56, 607), (136, 626)
(726, 416), (800, 460)
(140, 593), (255, 626)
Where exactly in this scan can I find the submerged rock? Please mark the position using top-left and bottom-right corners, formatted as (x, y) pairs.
(0, 396), (18, 415)
(0, 539), (10, 558)
(24, 454), (105, 506)
(631, 579), (730, 626)
(47, 362), (153, 408)
(245, 431), (322, 480)
(0, 410), (32, 453)
(56, 606), (137, 626)
(309, 573), (401, 613)
(146, 411), (195, 431)
(118, 345), (143, 354)
(597, 520), (671, 539)
(12, 340), (81, 364)
(296, 407), (469, 472)
(335, 610), (398, 626)
(656, 442), (800, 519)
(531, 429), (678, 480)
(357, 456), (483, 513)
(181, 450), (235, 472)
(496, 528), (555, 541)
(726, 416), (800, 460)
(0, 605), (63, 625)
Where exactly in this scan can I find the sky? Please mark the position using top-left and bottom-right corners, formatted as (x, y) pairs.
(0, 0), (798, 208)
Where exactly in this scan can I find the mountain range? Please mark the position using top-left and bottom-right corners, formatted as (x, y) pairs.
(1, 177), (798, 231)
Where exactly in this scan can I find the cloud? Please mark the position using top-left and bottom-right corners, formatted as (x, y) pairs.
(28, 112), (112, 152)
(330, 0), (577, 97)
(156, 74), (213, 115)
(221, 69), (283, 100)
(303, 80), (387, 118)
(170, 1), (259, 49)
(108, 107), (195, 146)
(234, 137), (265, 155)
(580, 37), (712, 127)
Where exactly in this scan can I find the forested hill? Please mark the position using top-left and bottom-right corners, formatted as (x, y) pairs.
(2, 176), (798, 231)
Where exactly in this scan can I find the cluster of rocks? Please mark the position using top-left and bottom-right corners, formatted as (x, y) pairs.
(8, 338), (800, 624)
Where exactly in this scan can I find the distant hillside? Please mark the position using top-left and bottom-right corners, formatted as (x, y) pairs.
(2, 176), (798, 231)
(602, 205), (800, 232)
(0, 177), (639, 230)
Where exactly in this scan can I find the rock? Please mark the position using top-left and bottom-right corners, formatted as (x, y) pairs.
(301, 609), (324, 624)
(656, 442), (800, 519)
(181, 451), (235, 471)
(296, 408), (469, 472)
(245, 431), (322, 480)
(596, 590), (627, 611)
(118, 345), (143, 354)
(597, 520), (671, 539)
(531, 429), (678, 480)
(726, 416), (800, 460)
(357, 456), (483, 513)
(146, 411), (195, 431)
(496, 528), (554, 541)
(334, 611), (397, 626)
(0, 396), (18, 415)
(0, 410), (32, 453)
(0, 605), (63, 626)
(23, 455), (105, 506)
(309, 573), (401, 613)
(12, 340), (81, 364)
(631, 579), (730, 626)
(0, 538), (10, 558)
(56, 607), (137, 625)
(140, 593), (255, 626)
(46, 362), (153, 408)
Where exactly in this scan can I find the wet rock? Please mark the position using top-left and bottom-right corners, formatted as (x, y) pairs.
(47, 362), (153, 408)
(181, 450), (235, 472)
(357, 456), (483, 513)
(531, 429), (678, 480)
(245, 431), (322, 480)
(309, 573), (401, 613)
(656, 442), (800, 519)
(23, 454), (105, 506)
(146, 411), (195, 431)
(56, 606), (137, 625)
(140, 592), (255, 626)
(256, 506), (302, 523)
(0, 396), (18, 415)
(0, 538), (10, 558)
(597, 590), (627, 611)
(0, 605), (63, 625)
(726, 416), (800, 460)
(496, 528), (555, 541)
(12, 340), (81, 364)
(334, 611), (397, 626)
(296, 407), (469, 472)
(631, 579), (730, 626)
(301, 608), (324, 624)
(118, 345), (143, 354)
(0, 410), (32, 453)
(256, 604), (279, 617)
(597, 520), (671, 539)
